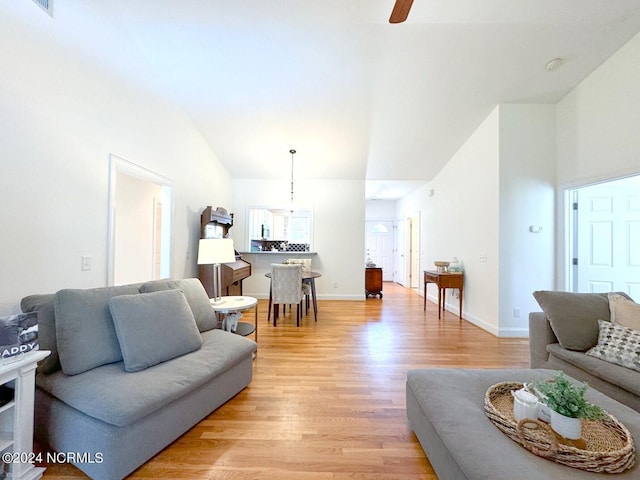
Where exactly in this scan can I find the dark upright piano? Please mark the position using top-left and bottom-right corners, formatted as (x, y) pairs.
(198, 206), (252, 297)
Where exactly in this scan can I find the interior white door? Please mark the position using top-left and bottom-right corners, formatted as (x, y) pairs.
(365, 221), (394, 281)
(575, 175), (640, 300)
(409, 215), (420, 288)
(394, 218), (406, 285)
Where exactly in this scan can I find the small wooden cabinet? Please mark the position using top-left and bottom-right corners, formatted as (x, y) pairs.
(365, 267), (383, 298)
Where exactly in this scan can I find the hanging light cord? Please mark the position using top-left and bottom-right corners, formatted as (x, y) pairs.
(289, 149), (296, 208)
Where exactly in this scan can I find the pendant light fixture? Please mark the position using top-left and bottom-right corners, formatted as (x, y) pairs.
(289, 149), (296, 213)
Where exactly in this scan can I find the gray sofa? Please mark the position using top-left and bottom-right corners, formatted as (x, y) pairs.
(530, 290), (640, 413)
(21, 278), (256, 480)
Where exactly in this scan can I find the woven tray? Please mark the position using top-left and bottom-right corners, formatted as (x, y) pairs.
(484, 382), (636, 473)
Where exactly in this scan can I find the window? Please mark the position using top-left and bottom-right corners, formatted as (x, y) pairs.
(247, 206), (313, 252)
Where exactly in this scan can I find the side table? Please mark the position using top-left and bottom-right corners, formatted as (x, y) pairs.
(0, 350), (50, 480)
(423, 270), (464, 319)
(210, 296), (258, 346)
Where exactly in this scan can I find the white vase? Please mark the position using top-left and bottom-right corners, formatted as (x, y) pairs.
(549, 409), (582, 439)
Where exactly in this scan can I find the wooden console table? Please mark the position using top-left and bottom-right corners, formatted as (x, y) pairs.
(423, 270), (464, 319)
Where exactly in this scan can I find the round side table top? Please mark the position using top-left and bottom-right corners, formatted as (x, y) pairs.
(209, 296), (257, 312)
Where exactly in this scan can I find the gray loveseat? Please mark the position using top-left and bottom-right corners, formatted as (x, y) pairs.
(21, 278), (256, 480)
(530, 290), (640, 413)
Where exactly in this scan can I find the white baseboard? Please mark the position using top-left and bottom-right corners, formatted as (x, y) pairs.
(496, 327), (529, 338)
(425, 294), (528, 338)
(318, 294), (365, 301)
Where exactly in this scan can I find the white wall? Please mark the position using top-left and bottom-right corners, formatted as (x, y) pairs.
(398, 105), (556, 337)
(365, 200), (396, 220)
(397, 33), (640, 336)
(556, 31), (640, 289)
(422, 107), (501, 332)
(557, 33), (640, 188)
(498, 105), (556, 334)
(231, 179), (365, 299)
(0, 3), (230, 314)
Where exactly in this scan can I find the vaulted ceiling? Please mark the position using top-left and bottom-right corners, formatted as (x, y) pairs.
(17, 1), (640, 197)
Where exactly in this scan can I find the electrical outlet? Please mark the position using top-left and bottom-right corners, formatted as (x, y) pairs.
(333, 282), (338, 289)
(479, 253), (487, 262)
(513, 307), (520, 318)
(81, 256), (92, 271)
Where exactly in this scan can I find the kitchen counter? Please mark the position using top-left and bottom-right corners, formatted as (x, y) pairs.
(239, 251), (317, 255)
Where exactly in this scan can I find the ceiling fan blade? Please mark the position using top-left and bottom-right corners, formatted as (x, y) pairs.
(389, 0), (414, 24)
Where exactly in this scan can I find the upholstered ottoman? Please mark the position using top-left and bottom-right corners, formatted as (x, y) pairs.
(406, 368), (640, 480)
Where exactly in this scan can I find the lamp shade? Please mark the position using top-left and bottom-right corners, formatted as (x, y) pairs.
(197, 238), (235, 265)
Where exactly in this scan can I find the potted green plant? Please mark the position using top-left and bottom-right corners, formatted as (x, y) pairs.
(535, 371), (606, 439)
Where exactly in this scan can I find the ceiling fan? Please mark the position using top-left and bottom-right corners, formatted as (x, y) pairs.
(389, 0), (414, 24)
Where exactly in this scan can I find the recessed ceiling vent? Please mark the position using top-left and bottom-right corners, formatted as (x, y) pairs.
(32, 0), (54, 17)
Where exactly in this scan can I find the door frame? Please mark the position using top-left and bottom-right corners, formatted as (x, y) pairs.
(565, 173), (640, 296)
(393, 215), (420, 287)
(365, 220), (394, 281)
(409, 214), (420, 288)
(393, 217), (405, 285)
(107, 154), (174, 285)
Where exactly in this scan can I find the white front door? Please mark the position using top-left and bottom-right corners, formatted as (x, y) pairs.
(365, 221), (394, 281)
(574, 175), (640, 301)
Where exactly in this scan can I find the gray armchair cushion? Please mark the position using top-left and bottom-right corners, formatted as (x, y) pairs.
(109, 290), (202, 372)
(532, 291), (631, 352)
(36, 329), (256, 427)
(139, 278), (217, 332)
(54, 285), (140, 375)
(547, 343), (640, 396)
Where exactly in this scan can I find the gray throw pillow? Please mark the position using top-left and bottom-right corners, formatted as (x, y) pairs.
(54, 285), (140, 375)
(139, 278), (217, 332)
(532, 291), (632, 351)
(109, 289), (202, 372)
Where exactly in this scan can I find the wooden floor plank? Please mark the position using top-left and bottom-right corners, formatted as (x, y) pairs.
(40, 282), (529, 479)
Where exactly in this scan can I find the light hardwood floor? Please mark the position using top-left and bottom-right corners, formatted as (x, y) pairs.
(41, 282), (529, 479)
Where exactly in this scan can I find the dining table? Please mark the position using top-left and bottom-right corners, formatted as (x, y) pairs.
(265, 271), (321, 322)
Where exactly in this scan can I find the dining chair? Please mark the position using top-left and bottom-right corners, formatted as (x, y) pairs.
(286, 259), (312, 314)
(268, 264), (304, 326)
(286, 258), (311, 273)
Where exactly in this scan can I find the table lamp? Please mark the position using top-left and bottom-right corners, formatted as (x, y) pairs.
(197, 238), (235, 304)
